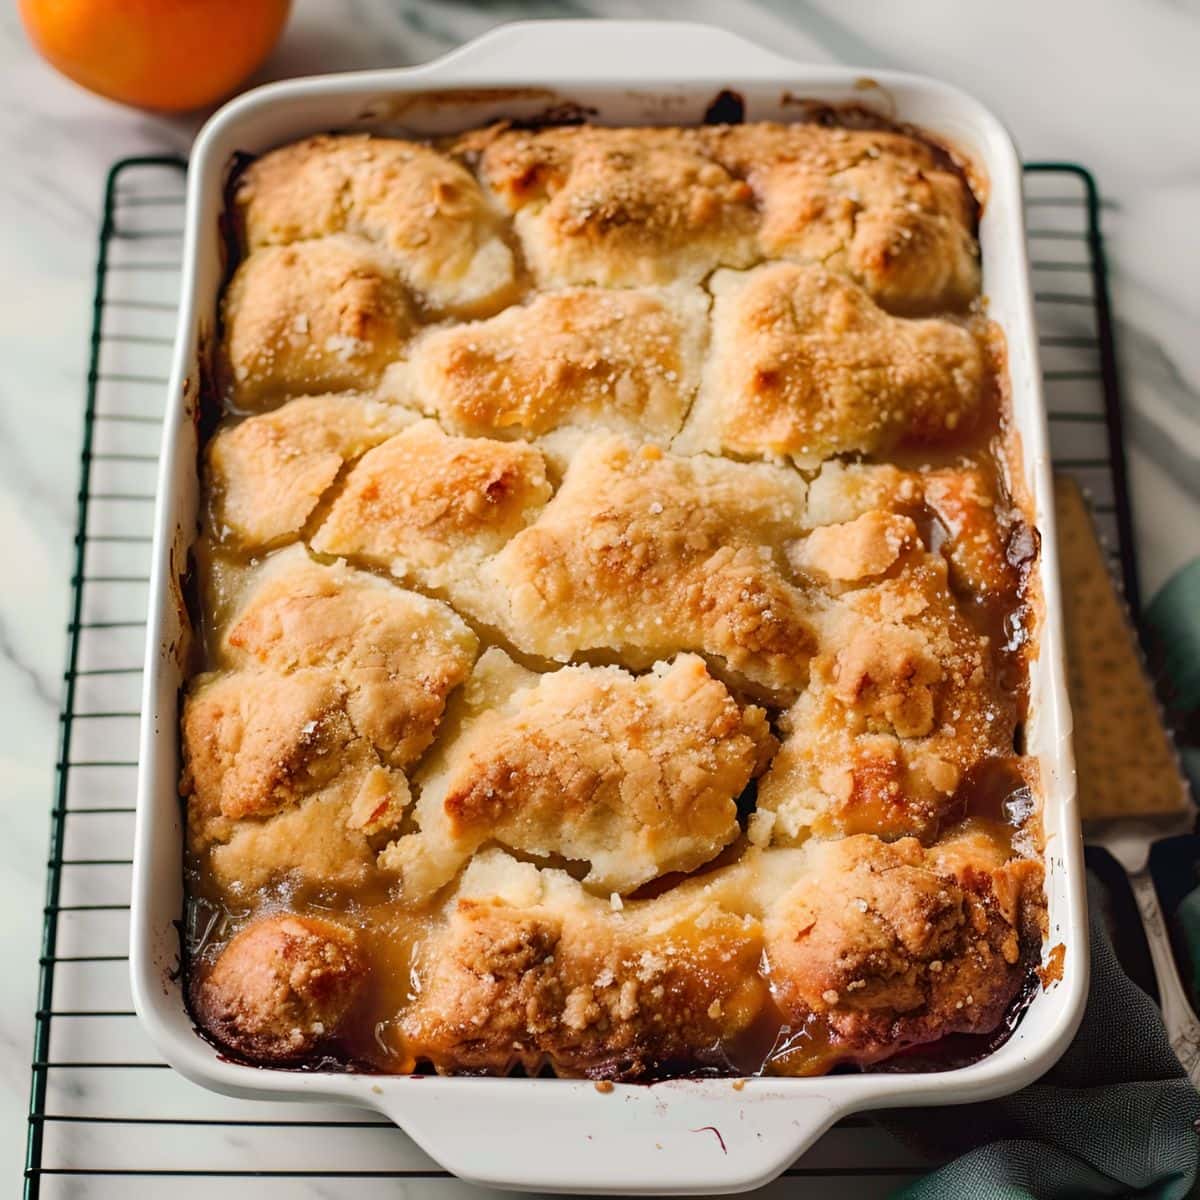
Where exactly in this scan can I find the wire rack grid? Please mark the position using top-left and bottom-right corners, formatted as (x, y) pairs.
(21, 157), (1135, 1199)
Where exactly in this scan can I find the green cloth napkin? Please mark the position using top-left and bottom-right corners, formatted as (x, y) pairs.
(1145, 559), (1200, 1031)
(1145, 560), (1200, 718)
(886, 873), (1200, 1200)
(1180, 886), (1200, 1025)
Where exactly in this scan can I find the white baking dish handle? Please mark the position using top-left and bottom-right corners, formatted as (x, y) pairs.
(418, 19), (802, 83)
(370, 1077), (848, 1195)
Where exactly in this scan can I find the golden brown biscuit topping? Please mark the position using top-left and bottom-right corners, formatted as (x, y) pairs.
(181, 553), (476, 892)
(490, 437), (815, 696)
(401, 853), (767, 1079)
(677, 262), (984, 465)
(221, 549), (478, 767)
(188, 120), (1043, 1080)
(701, 122), (980, 312)
(222, 236), (412, 408)
(395, 285), (707, 441)
(383, 649), (774, 899)
(764, 831), (1040, 1068)
(310, 419), (552, 617)
(206, 393), (416, 550)
(464, 124), (760, 287)
(195, 914), (367, 1062)
(236, 133), (517, 316)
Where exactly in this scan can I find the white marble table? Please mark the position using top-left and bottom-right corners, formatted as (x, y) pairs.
(3, 0), (1199, 1189)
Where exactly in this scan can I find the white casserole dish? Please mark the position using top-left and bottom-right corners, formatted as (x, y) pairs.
(131, 20), (1088, 1195)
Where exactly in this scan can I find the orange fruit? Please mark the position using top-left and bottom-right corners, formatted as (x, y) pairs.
(19, 0), (292, 113)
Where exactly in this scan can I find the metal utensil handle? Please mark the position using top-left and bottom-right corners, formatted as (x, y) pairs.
(1128, 866), (1200, 1083)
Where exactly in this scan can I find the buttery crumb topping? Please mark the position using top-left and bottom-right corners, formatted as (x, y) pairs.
(185, 118), (1044, 1079)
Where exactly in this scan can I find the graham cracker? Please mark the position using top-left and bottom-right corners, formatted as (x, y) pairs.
(1054, 474), (1189, 819)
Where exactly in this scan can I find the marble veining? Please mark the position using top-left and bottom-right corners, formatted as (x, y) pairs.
(2, 0), (1198, 1188)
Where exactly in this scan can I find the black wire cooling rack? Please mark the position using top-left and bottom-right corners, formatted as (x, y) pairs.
(22, 157), (1138, 1199)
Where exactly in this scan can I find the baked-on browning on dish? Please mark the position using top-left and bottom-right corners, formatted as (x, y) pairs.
(187, 119), (1045, 1081)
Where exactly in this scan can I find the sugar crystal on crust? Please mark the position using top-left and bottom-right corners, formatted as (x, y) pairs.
(488, 437), (815, 697)
(221, 236), (412, 408)
(237, 133), (517, 316)
(393, 284), (707, 442)
(381, 648), (774, 899)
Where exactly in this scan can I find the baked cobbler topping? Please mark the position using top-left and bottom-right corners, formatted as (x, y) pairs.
(184, 117), (1044, 1081)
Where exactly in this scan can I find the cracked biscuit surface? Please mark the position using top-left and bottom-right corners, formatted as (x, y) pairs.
(382, 648), (774, 899)
(758, 522), (1013, 845)
(221, 548), (478, 767)
(181, 667), (413, 892)
(487, 437), (814, 695)
(392, 284), (707, 443)
(205, 394), (417, 550)
(236, 133), (518, 316)
(310, 419), (552, 617)
(181, 552), (476, 893)
(187, 118), (1044, 1080)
